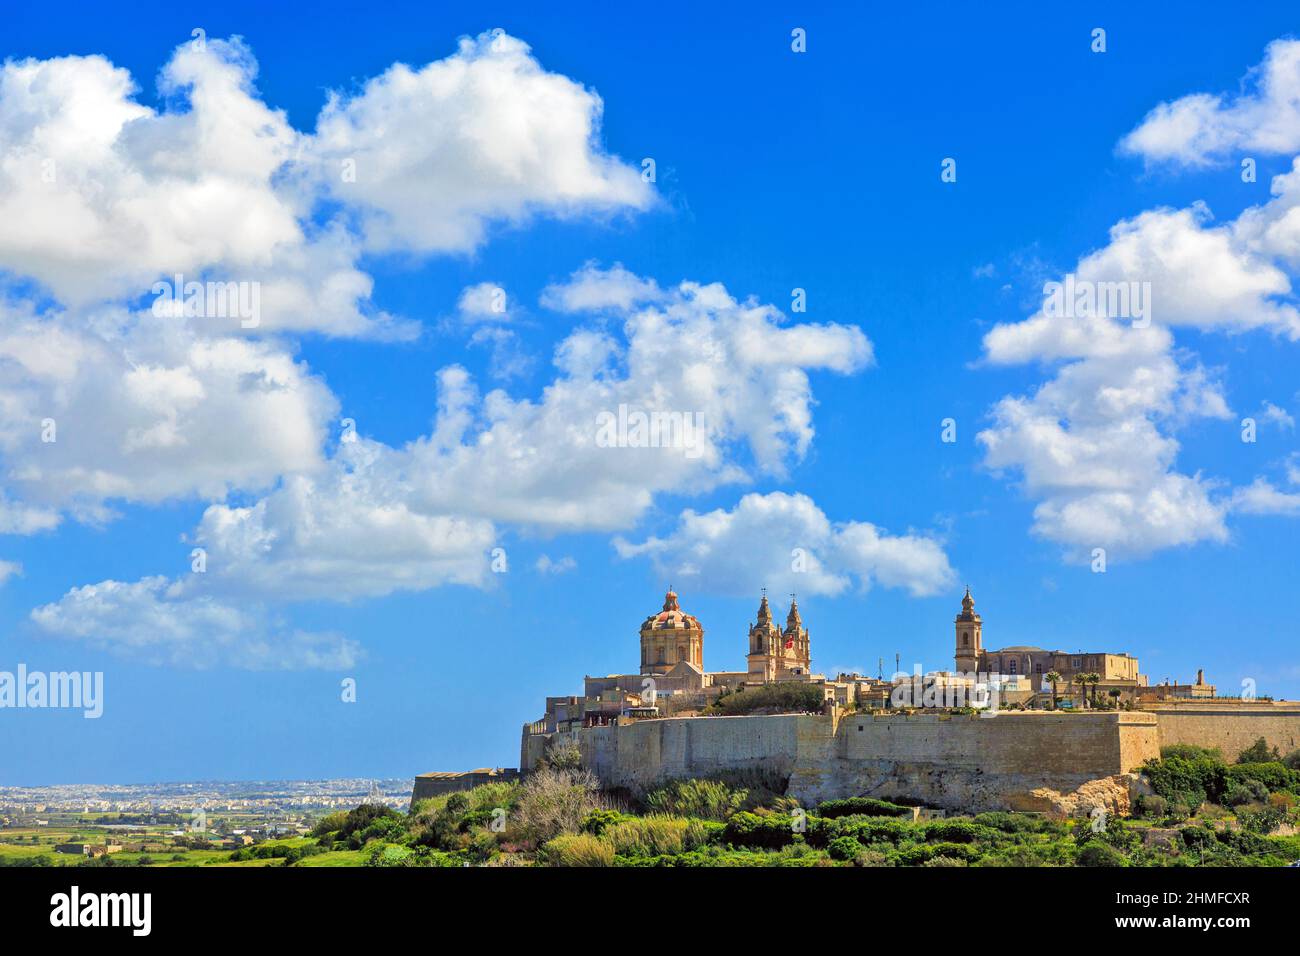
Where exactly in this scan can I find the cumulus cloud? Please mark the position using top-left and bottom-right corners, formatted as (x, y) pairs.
(0, 559), (21, 585)
(188, 436), (496, 601)
(404, 270), (873, 530)
(4, 34), (890, 668)
(31, 266), (876, 665)
(978, 183), (1300, 558)
(974, 200), (1297, 560)
(0, 303), (336, 515)
(30, 576), (359, 669)
(1121, 39), (1300, 166)
(978, 60), (1300, 563)
(614, 491), (953, 598)
(540, 261), (665, 313)
(0, 33), (650, 338)
(0, 39), (399, 337)
(307, 32), (653, 254)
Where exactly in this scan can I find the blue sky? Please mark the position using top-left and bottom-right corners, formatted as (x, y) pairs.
(1, 1), (1298, 785)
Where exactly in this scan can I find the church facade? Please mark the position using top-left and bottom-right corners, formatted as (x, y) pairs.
(746, 592), (811, 683)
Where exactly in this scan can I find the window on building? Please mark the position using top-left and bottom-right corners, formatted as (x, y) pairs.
(963, 632), (970, 646)
(1008, 659), (1018, 673)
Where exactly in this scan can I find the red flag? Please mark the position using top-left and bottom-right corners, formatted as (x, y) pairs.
(785, 638), (794, 649)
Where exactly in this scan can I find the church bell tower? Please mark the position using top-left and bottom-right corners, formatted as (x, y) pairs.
(954, 586), (982, 673)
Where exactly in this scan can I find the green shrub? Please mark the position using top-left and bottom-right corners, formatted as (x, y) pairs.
(816, 797), (911, 819)
(1076, 841), (1126, 867)
(604, 816), (689, 857)
(1222, 780), (1268, 807)
(1133, 794), (1167, 818)
(838, 817), (912, 845)
(683, 819), (723, 850)
(1282, 749), (1300, 771)
(827, 836), (863, 861)
(723, 811), (797, 849)
(1142, 755), (1227, 810)
(538, 833), (615, 867)
(923, 820), (996, 844)
(970, 811), (1037, 833)
(1179, 825), (1218, 852)
(1238, 806), (1287, 835)
(1226, 762), (1299, 794)
(1237, 737), (1281, 765)
(705, 682), (826, 716)
(644, 779), (747, 820)
(581, 808), (627, 836)
(895, 842), (975, 866)
(310, 811), (348, 838)
(1161, 744), (1224, 763)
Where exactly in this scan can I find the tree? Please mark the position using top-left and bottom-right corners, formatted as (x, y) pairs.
(1045, 671), (1063, 709)
(1237, 737), (1280, 764)
(1080, 673), (1101, 708)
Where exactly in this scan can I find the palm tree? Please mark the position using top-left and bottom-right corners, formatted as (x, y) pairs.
(1082, 673), (1101, 708)
(1045, 670), (1063, 709)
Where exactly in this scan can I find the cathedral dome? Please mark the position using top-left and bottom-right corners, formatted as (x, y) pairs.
(644, 589), (702, 631)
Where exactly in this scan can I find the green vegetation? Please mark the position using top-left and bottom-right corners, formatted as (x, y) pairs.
(7, 738), (1299, 868)
(816, 797), (912, 819)
(703, 682), (826, 716)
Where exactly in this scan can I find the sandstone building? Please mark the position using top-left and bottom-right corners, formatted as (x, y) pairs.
(952, 587), (1152, 705)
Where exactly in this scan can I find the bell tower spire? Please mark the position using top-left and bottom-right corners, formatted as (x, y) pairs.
(954, 586), (983, 673)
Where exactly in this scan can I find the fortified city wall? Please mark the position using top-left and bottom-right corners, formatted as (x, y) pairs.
(522, 710), (1164, 811)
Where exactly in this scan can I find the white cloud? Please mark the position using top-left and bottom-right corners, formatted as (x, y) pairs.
(541, 261), (665, 313)
(0, 32), (651, 338)
(188, 436), (496, 601)
(535, 554), (577, 575)
(0, 559), (21, 585)
(988, 41), (1300, 559)
(1258, 400), (1296, 430)
(0, 303), (337, 517)
(615, 491), (953, 598)
(307, 32), (653, 254)
(31, 267), (873, 663)
(30, 576), (359, 669)
(457, 281), (513, 323)
(454, 281), (532, 380)
(1120, 39), (1300, 166)
(404, 270), (873, 531)
(0, 34), (882, 666)
(974, 202), (1291, 559)
(1231, 478), (1300, 516)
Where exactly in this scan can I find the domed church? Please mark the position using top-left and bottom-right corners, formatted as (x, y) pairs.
(639, 589), (704, 675)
